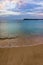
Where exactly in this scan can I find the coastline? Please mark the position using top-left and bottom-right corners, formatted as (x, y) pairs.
(0, 35), (43, 47)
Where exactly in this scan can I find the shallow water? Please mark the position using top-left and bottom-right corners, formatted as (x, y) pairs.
(0, 20), (43, 38)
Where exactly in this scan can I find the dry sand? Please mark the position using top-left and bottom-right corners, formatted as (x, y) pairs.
(0, 44), (43, 65)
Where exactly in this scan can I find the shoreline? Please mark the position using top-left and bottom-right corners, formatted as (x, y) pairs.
(0, 35), (43, 47)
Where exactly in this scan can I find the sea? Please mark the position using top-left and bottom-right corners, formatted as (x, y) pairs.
(0, 19), (43, 38)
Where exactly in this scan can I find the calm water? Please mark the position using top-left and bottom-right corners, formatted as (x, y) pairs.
(0, 20), (43, 38)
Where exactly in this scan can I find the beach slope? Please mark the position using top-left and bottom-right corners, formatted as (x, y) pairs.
(0, 44), (43, 65)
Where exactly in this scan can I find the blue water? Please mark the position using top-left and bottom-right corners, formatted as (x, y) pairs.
(0, 20), (43, 38)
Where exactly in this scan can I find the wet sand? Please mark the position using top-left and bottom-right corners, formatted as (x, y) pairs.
(0, 44), (43, 65)
(0, 35), (43, 47)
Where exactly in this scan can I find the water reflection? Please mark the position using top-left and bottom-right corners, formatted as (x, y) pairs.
(0, 20), (21, 38)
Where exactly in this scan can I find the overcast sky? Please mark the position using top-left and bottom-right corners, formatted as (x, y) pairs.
(0, 0), (43, 18)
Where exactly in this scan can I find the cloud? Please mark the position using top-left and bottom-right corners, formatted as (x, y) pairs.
(0, 0), (43, 18)
(0, 10), (22, 16)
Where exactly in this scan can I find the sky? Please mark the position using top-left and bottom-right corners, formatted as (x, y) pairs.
(0, 0), (43, 19)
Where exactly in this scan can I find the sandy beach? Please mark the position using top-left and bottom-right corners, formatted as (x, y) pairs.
(0, 44), (43, 65)
(0, 35), (43, 65)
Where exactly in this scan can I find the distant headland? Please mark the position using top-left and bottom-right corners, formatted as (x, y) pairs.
(24, 19), (43, 20)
